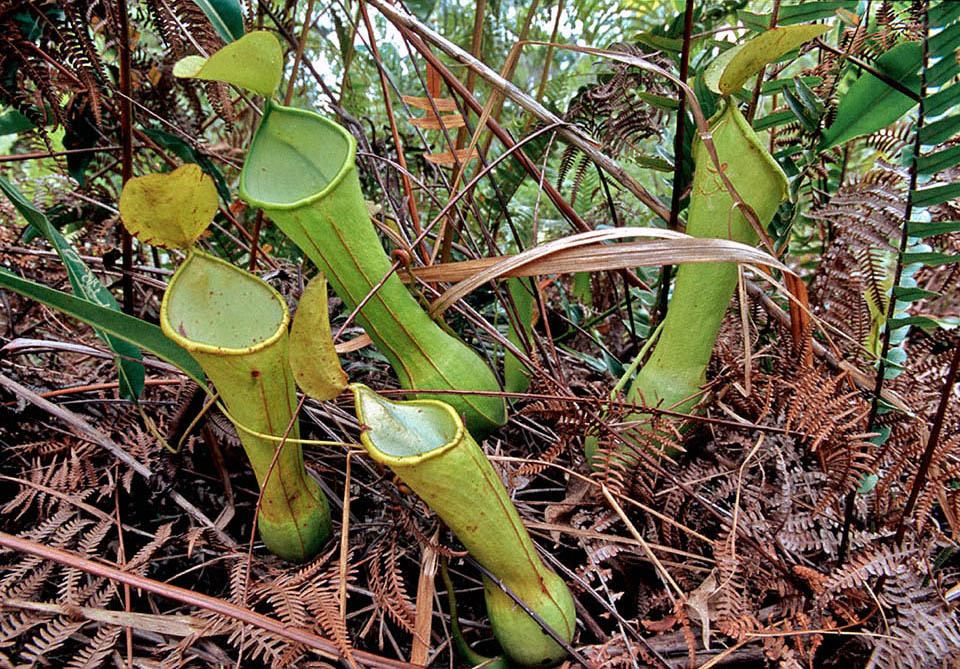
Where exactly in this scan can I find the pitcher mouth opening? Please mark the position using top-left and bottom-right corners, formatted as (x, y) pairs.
(351, 384), (464, 464)
(239, 102), (357, 210)
(161, 251), (288, 356)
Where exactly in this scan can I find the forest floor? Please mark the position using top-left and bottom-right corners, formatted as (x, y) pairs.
(1, 234), (958, 669)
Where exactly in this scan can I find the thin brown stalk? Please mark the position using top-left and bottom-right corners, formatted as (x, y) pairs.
(116, 0), (134, 315)
(359, 0), (424, 256)
(654, 0), (696, 326)
(894, 339), (960, 546)
(0, 531), (410, 668)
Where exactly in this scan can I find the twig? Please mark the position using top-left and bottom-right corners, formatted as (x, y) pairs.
(839, 5), (928, 566)
(0, 531), (411, 668)
(116, 0), (134, 315)
(365, 0), (673, 224)
(465, 557), (591, 666)
(0, 372), (150, 477)
(0, 372), (237, 547)
(893, 338), (960, 546)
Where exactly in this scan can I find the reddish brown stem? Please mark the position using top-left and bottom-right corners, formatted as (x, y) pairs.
(894, 339), (960, 546)
(116, 0), (134, 315)
(359, 0), (425, 259)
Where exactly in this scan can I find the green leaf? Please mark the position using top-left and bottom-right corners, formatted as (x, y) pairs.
(794, 76), (823, 115)
(820, 42), (921, 149)
(0, 268), (204, 386)
(782, 87), (818, 133)
(892, 286), (939, 302)
(119, 164), (219, 249)
(736, 10), (770, 33)
(902, 250), (960, 266)
(887, 315), (941, 329)
(779, 1), (859, 25)
(504, 278), (534, 394)
(919, 113), (960, 145)
(190, 0), (244, 43)
(927, 51), (959, 88)
(635, 90), (679, 110)
(907, 220), (960, 237)
(857, 473), (878, 494)
(635, 32), (683, 52)
(0, 109), (34, 135)
(929, 21), (960, 59)
(753, 109), (795, 130)
(0, 176), (145, 399)
(917, 144), (960, 175)
(174, 31), (281, 98)
(926, 82), (960, 118)
(761, 76), (822, 94)
(931, 0), (960, 25)
(404, 0), (436, 21)
(633, 155), (674, 172)
(717, 25), (830, 95)
(911, 183), (960, 207)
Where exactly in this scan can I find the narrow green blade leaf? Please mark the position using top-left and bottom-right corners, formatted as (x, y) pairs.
(0, 109), (34, 135)
(0, 268), (205, 385)
(0, 175), (146, 399)
(929, 21), (960, 59)
(911, 183), (960, 207)
(907, 220), (960, 237)
(736, 10), (770, 33)
(902, 250), (960, 266)
(888, 315), (941, 329)
(821, 42), (921, 149)
(892, 286), (939, 302)
(926, 82), (960, 118)
(504, 278), (534, 394)
(919, 113), (960, 145)
(190, 0), (244, 42)
(761, 76), (823, 94)
(917, 145), (960, 174)
(404, 0), (436, 20)
(927, 52), (959, 88)
(779, 2), (859, 25)
(753, 109), (795, 130)
(931, 0), (960, 25)
(782, 87), (818, 133)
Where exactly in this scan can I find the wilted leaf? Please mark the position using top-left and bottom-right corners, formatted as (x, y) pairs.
(289, 274), (347, 401)
(119, 164), (218, 249)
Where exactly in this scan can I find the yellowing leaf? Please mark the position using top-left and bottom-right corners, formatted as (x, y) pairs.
(119, 164), (218, 249)
(289, 274), (347, 401)
(173, 31), (282, 98)
(715, 24), (830, 95)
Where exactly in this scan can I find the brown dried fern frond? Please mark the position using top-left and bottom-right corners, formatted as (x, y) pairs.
(557, 44), (672, 202)
(367, 536), (418, 635)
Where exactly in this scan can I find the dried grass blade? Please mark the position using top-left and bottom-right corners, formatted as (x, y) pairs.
(424, 229), (791, 316)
